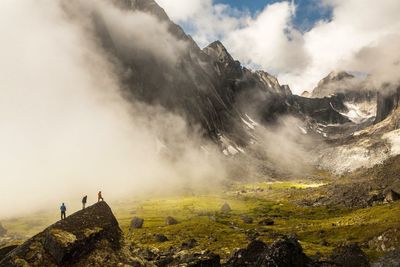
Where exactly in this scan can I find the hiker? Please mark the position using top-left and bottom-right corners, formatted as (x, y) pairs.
(98, 191), (104, 202)
(60, 203), (66, 220)
(82, 195), (87, 209)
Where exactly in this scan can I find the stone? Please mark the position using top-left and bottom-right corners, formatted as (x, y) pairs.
(171, 250), (220, 266)
(154, 234), (168, 243)
(226, 237), (312, 267)
(240, 215), (253, 224)
(181, 239), (198, 250)
(329, 244), (369, 267)
(130, 217), (144, 229)
(384, 189), (400, 203)
(165, 216), (178, 226)
(258, 218), (275, 226)
(220, 203), (232, 213)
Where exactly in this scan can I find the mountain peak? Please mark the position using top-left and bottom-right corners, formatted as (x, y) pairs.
(203, 40), (235, 65)
(312, 71), (355, 98)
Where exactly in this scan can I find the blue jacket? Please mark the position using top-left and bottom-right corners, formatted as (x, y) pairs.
(60, 205), (66, 212)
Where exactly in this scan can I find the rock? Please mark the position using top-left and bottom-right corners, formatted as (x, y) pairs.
(260, 236), (313, 267)
(130, 217), (144, 229)
(0, 202), (123, 266)
(154, 234), (168, 243)
(226, 240), (268, 266)
(329, 244), (369, 267)
(226, 237), (312, 267)
(165, 216), (178, 226)
(240, 215), (253, 224)
(220, 203), (232, 213)
(181, 239), (198, 250)
(258, 218), (275, 226)
(171, 250), (220, 267)
(0, 245), (18, 261)
(0, 222), (7, 236)
(319, 240), (329, 246)
(384, 189), (400, 203)
(372, 249), (400, 267)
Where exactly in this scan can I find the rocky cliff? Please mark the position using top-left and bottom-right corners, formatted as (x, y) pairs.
(0, 202), (126, 267)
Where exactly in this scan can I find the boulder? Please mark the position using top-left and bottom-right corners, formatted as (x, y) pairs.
(130, 217), (144, 229)
(154, 234), (168, 243)
(240, 215), (253, 224)
(258, 218), (275, 226)
(172, 250), (220, 267)
(0, 222), (7, 236)
(0, 202), (123, 266)
(226, 240), (268, 266)
(220, 203), (232, 213)
(226, 237), (313, 267)
(260, 236), (312, 267)
(384, 189), (400, 203)
(165, 216), (178, 226)
(329, 244), (369, 267)
(181, 239), (198, 250)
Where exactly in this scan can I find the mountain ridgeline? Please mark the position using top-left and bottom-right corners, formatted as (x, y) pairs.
(89, 0), (353, 148)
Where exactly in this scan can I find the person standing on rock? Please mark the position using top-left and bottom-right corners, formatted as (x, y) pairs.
(60, 203), (66, 220)
(98, 191), (104, 202)
(82, 195), (87, 209)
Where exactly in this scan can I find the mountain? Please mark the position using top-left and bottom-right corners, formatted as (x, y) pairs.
(86, 0), (351, 150)
(311, 71), (355, 98)
(62, 0), (400, 175)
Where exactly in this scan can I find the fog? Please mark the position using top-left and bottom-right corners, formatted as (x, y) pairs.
(0, 0), (225, 218)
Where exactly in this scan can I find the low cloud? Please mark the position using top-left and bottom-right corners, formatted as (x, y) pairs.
(157, 0), (400, 94)
(0, 0), (224, 218)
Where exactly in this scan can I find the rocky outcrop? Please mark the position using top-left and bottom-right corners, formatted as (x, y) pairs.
(291, 94), (350, 125)
(375, 86), (400, 123)
(226, 237), (314, 267)
(384, 189), (400, 203)
(0, 202), (124, 267)
(328, 244), (369, 267)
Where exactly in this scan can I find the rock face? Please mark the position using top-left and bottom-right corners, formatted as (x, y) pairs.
(226, 237), (313, 267)
(311, 71), (355, 98)
(374, 87), (400, 123)
(384, 189), (400, 203)
(0, 202), (123, 266)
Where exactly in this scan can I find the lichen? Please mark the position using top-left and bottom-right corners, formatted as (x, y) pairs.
(49, 229), (76, 247)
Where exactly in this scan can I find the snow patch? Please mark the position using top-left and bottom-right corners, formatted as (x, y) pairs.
(241, 114), (259, 130)
(383, 129), (400, 156)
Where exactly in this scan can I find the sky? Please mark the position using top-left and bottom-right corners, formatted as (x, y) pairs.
(155, 0), (400, 94)
(214, 0), (333, 32)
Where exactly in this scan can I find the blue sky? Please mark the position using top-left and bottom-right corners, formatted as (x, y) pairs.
(215, 0), (332, 31)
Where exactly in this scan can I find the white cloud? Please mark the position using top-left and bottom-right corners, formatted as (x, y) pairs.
(224, 2), (309, 74)
(156, 0), (400, 94)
